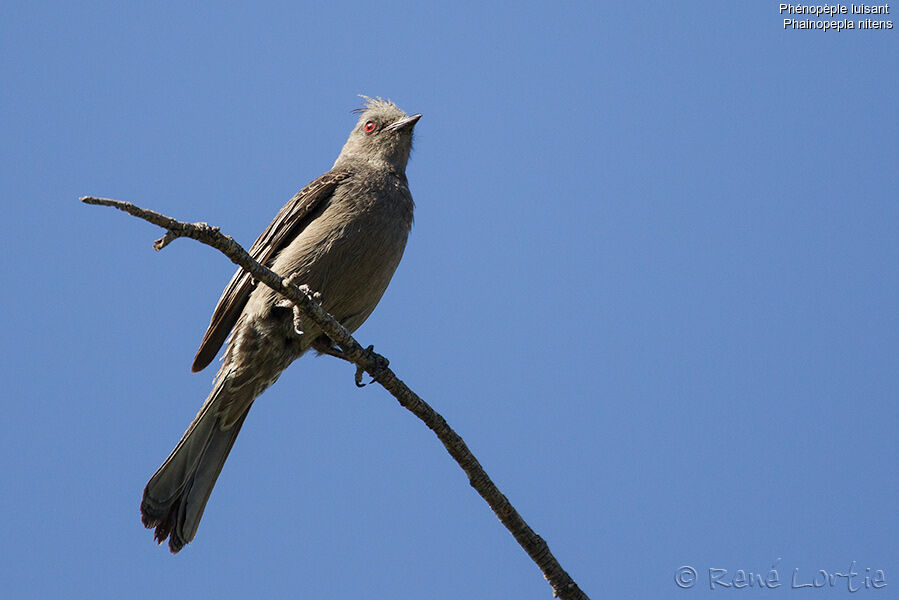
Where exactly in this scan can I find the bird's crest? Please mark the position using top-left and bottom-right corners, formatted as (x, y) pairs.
(352, 95), (399, 114)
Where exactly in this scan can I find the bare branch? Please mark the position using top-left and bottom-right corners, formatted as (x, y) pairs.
(81, 195), (589, 600)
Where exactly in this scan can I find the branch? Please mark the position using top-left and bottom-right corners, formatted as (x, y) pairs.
(81, 195), (589, 600)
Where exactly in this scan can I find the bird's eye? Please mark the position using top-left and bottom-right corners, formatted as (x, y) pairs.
(364, 121), (376, 133)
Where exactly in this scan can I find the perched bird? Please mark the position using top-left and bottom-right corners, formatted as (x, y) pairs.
(140, 97), (421, 553)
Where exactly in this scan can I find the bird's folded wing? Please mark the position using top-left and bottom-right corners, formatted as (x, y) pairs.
(191, 169), (353, 372)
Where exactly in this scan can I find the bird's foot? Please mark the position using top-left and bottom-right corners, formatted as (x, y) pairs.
(280, 276), (323, 335)
(312, 337), (347, 359)
(355, 345), (389, 387)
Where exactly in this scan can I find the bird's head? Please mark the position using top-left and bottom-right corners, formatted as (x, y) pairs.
(335, 96), (421, 173)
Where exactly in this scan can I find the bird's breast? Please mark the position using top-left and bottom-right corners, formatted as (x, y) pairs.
(262, 175), (413, 329)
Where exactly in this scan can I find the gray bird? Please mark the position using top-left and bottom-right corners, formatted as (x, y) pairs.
(140, 97), (421, 553)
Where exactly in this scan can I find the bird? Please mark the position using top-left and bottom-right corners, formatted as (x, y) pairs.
(140, 97), (421, 553)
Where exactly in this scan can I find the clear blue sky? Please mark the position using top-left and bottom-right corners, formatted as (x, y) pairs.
(1, 2), (896, 598)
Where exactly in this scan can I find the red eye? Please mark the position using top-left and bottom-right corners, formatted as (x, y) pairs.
(364, 121), (376, 133)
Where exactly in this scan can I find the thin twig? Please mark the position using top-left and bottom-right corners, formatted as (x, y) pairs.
(81, 195), (589, 600)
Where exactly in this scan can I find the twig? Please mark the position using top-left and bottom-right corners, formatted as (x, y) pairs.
(81, 195), (590, 600)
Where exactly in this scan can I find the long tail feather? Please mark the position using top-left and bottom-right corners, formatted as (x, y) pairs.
(140, 381), (253, 553)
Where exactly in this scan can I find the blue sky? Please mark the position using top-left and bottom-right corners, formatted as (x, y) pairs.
(1, 2), (896, 598)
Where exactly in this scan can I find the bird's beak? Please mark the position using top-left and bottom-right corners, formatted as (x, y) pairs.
(385, 113), (422, 131)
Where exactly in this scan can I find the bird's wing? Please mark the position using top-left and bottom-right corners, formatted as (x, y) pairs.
(191, 169), (353, 372)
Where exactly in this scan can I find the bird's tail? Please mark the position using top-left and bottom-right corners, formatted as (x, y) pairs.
(140, 377), (254, 553)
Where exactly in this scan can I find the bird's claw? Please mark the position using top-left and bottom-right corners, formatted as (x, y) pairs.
(292, 307), (304, 335)
(355, 345), (389, 387)
(312, 338), (346, 360)
(280, 277), (323, 336)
